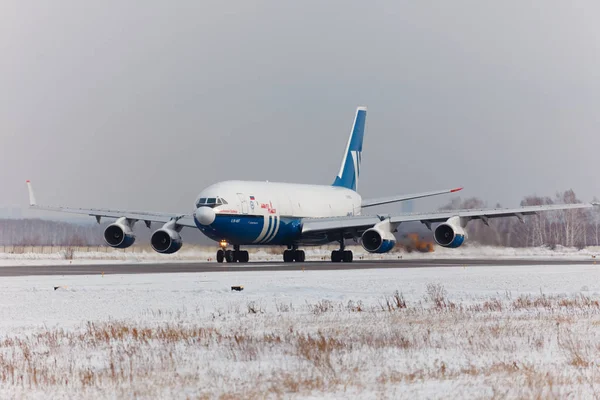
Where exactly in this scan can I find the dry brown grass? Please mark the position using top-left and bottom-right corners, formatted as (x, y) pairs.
(2, 289), (600, 398)
(512, 293), (600, 312)
(379, 290), (407, 312)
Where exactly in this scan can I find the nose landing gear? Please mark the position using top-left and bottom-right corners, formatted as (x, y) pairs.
(216, 243), (249, 263)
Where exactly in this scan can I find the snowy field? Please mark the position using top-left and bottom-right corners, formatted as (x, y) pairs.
(0, 244), (598, 266)
(1, 264), (600, 398)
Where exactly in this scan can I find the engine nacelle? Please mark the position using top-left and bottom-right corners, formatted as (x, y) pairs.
(434, 216), (467, 248)
(361, 220), (397, 253)
(104, 217), (136, 249)
(150, 222), (183, 254)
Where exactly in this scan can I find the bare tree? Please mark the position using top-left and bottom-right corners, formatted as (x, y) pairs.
(591, 196), (600, 246)
(519, 195), (553, 247)
(437, 190), (597, 249)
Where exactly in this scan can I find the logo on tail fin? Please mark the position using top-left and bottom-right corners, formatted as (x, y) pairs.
(332, 107), (367, 192)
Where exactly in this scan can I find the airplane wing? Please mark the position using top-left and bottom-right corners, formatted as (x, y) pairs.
(26, 181), (197, 228)
(301, 203), (598, 238)
(361, 187), (463, 208)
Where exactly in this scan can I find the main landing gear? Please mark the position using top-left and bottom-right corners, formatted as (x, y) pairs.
(331, 240), (353, 263)
(216, 244), (249, 263)
(283, 246), (305, 263)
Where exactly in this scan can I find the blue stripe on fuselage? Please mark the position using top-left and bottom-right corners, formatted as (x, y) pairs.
(263, 215), (280, 243)
(263, 215), (273, 242)
(195, 213), (303, 245)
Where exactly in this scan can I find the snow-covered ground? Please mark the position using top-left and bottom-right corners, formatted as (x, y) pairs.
(1, 264), (600, 398)
(0, 244), (598, 266)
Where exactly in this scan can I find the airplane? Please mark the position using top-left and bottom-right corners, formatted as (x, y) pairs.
(26, 107), (598, 263)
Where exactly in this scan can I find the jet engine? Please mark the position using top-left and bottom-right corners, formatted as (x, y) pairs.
(361, 219), (397, 253)
(104, 217), (136, 249)
(150, 221), (183, 254)
(433, 216), (467, 248)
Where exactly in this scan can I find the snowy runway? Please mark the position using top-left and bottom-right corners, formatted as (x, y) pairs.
(2, 263), (600, 329)
(1, 264), (600, 398)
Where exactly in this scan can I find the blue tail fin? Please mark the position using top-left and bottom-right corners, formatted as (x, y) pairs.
(332, 106), (367, 192)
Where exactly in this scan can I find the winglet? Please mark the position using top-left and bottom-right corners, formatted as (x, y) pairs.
(26, 180), (37, 206)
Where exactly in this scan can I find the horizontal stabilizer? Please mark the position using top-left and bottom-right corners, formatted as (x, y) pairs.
(361, 187), (463, 208)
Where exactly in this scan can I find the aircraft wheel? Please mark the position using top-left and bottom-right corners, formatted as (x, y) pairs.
(225, 250), (235, 263)
(216, 249), (224, 263)
(294, 250), (305, 262)
(331, 250), (342, 263)
(283, 250), (293, 263)
(238, 250), (249, 263)
(343, 250), (353, 262)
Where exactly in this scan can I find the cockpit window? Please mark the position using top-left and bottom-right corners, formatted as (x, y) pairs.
(196, 197), (228, 208)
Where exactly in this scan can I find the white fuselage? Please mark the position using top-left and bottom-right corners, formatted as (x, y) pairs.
(193, 180), (362, 245)
(196, 180), (362, 218)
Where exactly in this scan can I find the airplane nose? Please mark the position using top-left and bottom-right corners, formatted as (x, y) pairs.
(195, 207), (216, 225)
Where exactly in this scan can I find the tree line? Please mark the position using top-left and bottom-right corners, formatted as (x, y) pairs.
(437, 189), (600, 248)
(0, 219), (212, 246)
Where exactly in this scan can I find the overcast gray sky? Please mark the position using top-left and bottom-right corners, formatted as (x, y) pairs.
(1, 1), (599, 218)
